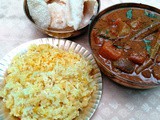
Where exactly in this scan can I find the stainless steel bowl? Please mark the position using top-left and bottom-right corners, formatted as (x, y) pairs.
(24, 0), (100, 38)
(89, 3), (160, 89)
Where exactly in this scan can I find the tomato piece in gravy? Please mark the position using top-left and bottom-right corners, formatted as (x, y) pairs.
(99, 41), (122, 60)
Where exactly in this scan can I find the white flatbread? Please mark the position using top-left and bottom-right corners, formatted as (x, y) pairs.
(48, 2), (67, 29)
(44, 0), (50, 2)
(27, 0), (51, 28)
(88, 0), (98, 15)
(27, 0), (98, 30)
(80, 0), (98, 27)
(65, 0), (84, 30)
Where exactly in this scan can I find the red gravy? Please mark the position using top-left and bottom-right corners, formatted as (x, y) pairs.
(91, 8), (160, 83)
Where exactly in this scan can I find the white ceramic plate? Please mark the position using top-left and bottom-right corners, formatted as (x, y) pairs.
(0, 38), (102, 120)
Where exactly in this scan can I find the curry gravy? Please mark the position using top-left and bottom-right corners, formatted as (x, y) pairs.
(91, 8), (160, 83)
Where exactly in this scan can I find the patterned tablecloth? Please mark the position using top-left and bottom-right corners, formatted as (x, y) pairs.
(0, 0), (160, 120)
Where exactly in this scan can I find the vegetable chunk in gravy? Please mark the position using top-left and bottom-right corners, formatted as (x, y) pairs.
(91, 8), (160, 83)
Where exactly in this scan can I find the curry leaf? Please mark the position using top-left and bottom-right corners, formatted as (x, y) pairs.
(143, 39), (151, 54)
(106, 30), (109, 34)
(146, 46), (151, 54)
(144, 10), (157, 18)
(116, 46), (123, 49)
(113, 44), (122, 49)
(126, 9), (132, 19)
(143, 39), (151, 43)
